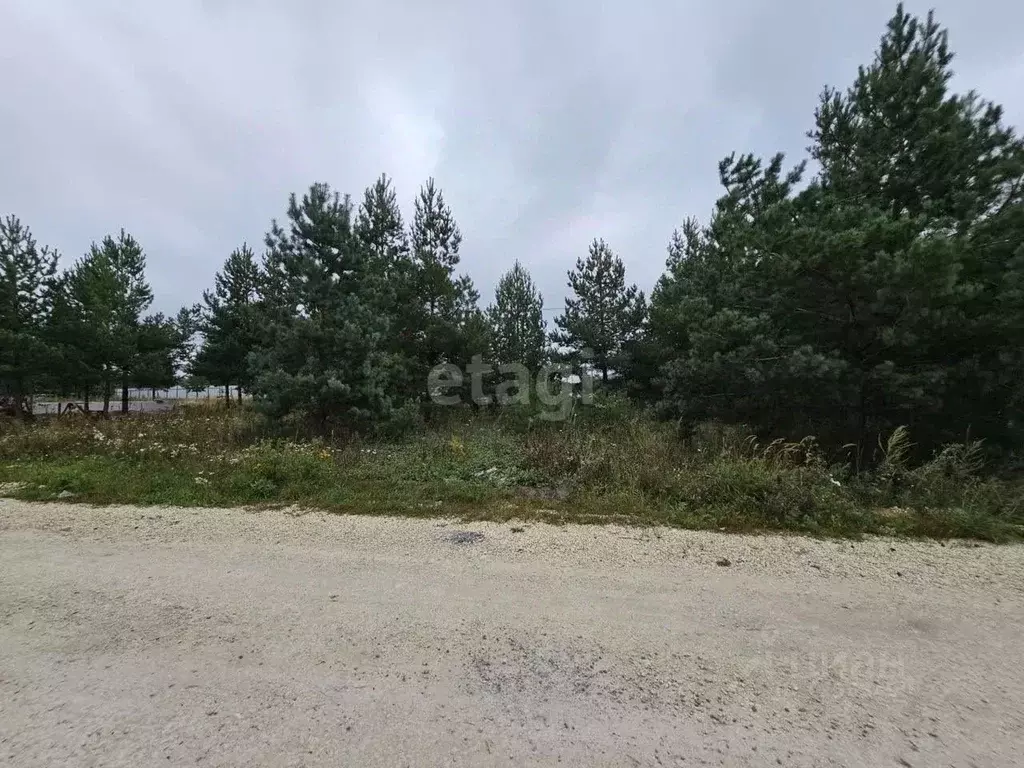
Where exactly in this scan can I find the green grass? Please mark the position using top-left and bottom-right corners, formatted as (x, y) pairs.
(2, 402), (1022, 540)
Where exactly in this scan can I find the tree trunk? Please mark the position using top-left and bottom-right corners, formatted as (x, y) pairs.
(84, 386), (90, 413)
(601, 362), (609, 384)
(237, 384), (242, 402)
(102, 379), (111, 414)
(121, 378), (129, 413)
(11, 380), (24, 420)
(224, 384), (231, 407)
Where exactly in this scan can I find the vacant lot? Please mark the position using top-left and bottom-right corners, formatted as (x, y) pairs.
(2, 500), (1022, 767)
(4, 406), (1023, 542)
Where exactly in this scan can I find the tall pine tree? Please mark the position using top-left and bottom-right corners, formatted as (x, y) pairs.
(411, 178), (462, 324)
(648, 4), (1024, 455)
(0, 216), (58, 417)
(193, 244), (262, 403)
(354, 174), (421, 399)
(553, 239), (646, 383)
(356, 174), (410, 281)
(621, 218), (706, 403)
(408, 178), (485, 391)
(62, 231), (154, 413)
(488, 261), (546, 371)
(249, 183), (406, 433)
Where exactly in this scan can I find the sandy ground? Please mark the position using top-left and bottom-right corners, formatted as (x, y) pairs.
(1, 500), (1022, 767)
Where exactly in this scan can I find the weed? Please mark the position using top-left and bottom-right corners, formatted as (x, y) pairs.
(1, 407), (1021, 541)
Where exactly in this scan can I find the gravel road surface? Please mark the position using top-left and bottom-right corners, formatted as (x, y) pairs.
(2, 499), (1022, 767)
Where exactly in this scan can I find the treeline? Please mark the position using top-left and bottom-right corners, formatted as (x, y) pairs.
(3, 5), (1022, 459)
(1, 173), (645, 430)
(0, 221), (198, 417)
(188, 178), (645, 432)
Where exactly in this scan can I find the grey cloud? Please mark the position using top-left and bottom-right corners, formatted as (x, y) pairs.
(1, 0), (1021, 319)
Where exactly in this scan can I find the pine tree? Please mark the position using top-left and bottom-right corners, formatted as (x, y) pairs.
(649, 5), (1024, 454)
(621, 218), (706, 402)
(408, 178), (484, 372)
(248, 183), (406, 433)
(411, 178), (462, 323)
(47, 270), (98, 404)
(107, 231), (154, 412)
(807, 2), (1024, 447)
(488, 261), (546, 371)
(453, 274), (490, 359)
(193, 244), (262, 402)
(172, 305), (202, 368)
(56, 257), (113, 410)
(63, 231), (154, 413)
(356, 174), (409, 279)
(553, 239), (646, 383)
(0, 216), (59, 417)
(354, 174), (421, 398)
(810, 3), (1020, 224)
(132, 313), (179, 396)
(134, 307), (200, 397)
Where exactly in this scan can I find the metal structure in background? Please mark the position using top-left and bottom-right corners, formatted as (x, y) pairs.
(56, 402), (88, 417)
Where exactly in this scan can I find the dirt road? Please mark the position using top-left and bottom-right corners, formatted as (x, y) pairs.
(1, 500), (1022, 767)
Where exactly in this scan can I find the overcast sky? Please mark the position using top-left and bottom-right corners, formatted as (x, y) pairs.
(3, 1), (1023, 317)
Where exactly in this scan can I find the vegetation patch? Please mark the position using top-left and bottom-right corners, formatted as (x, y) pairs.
(2, 404), (1020, 541)
(2, 6), (1022, 542)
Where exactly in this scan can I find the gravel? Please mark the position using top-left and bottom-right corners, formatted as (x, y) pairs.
(2, 499), (1023, 767)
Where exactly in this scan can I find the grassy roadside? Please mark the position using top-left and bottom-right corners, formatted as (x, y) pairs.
(2, 403), (1022, 541)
